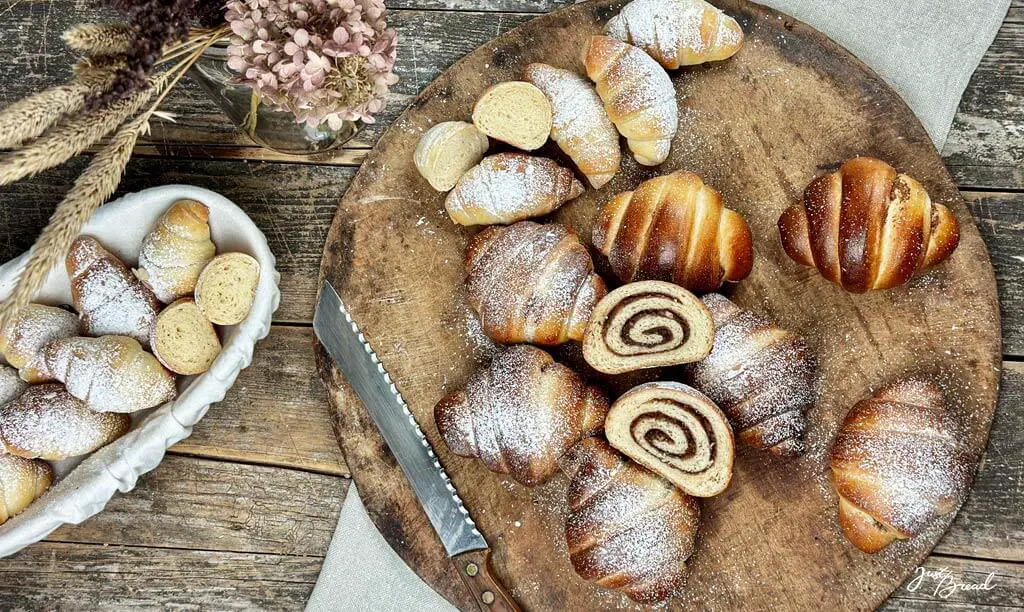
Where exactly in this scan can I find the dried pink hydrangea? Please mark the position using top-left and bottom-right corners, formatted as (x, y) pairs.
(225, 0), (399, 127)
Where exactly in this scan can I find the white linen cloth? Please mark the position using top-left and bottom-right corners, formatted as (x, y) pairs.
(307, 1), (1010, 609)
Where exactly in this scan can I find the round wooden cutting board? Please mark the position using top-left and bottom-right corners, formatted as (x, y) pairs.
(314, 1), (1001, 609)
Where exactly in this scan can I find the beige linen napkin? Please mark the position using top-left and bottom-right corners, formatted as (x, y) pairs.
(307, 1), (1009, 610)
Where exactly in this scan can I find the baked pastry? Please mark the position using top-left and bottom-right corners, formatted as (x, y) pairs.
(605, 0), (744, 69)
(465, 221), (607, 345)
(829, 378), (970, 553)
(561, 437), (700, 603)
(194, 252), (261, 325)
(582, 35), (678, 166)
(471, 81), (553, 151)
(0, 303), (78, 383)
(0, 384), (130, 460)
(32, 335), (177, 413)
(0, 365), (27, 407)
(67, 235), (161, 348)
(778, 157), (961, 292)
(605, 381), (734, 497)
(434, 345), (608, 486)
(583, 281), (714, 374)
(151, 298), (222, 375)
(523, 63), (621, 188)
(414, 121), (490, 192)
(593, 171), (753, 292)
(445, 153), (584, 226)
(684, 294), (816, 456)
(134, 200), (217, 303)
(0, 452), (53, 525)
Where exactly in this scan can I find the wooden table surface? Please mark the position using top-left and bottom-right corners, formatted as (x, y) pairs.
(0, 1), (1020, 609)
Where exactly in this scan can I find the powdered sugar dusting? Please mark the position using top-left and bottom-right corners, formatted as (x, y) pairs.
(606, 0), (742, 68)
(0, 365), (27, 407)
(0, 304), (78, 372)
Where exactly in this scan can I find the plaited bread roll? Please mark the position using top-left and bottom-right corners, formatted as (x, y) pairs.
(582, 36), (678, 166)
(593, 171), (753, 293)
(33, 335), (177, 413)
(414, 121), (490, 192)
(445, 153), (584, 226)
(605, 0), (744, 69)
(0, 303), (79, 383)
(829, 378), (970, 553)
(465, 221), (607, 345)
(434, 345), (608, 486)
(583, 281), (714, 374)
(778, 157), (961, 292)
(0, 452), (53, 525)
(684, 294), (816, 456)
(0, 384), (130, 460)
(523, 63), (621, 188)
(67, 236), (161, 348)
(605, 381), (734, 497)
(134, 200), (217, 303)
(561, 437), (700, 604)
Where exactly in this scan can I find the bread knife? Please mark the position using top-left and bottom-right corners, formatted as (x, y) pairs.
(314, 281), (520, 612)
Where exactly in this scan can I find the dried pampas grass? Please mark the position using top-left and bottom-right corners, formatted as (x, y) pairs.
(63, 23), (135, 57)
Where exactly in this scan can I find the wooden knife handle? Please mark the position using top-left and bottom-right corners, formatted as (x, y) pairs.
(451, 549), (521, 612)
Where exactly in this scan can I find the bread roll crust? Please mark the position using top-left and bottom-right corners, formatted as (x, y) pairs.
(135, 200), (217, 303)
(605, 0), (744, 69)
(0, 453), (53, 525)
(0, 303), (79, 383)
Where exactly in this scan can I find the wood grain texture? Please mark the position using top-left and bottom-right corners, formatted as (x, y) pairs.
(315, 1), (1002, 610)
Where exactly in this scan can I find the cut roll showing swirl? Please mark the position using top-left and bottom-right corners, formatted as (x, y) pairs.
(605, 381), (734, 497)
(583, 281), (714, 374)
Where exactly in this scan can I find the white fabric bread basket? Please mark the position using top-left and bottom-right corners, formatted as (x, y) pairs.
(0, 185), (280, 556)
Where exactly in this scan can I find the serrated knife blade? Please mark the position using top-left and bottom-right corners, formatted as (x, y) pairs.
(314, 281), (519, 611)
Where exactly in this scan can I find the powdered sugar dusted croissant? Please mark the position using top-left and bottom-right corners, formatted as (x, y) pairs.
(0, 452), (53, 525)
(778, 157), (960, 292)
(593, 171), (753, 293)
(830, 378), (970, 553)
(0, 303), (78, 383)
(68, 236), (161, 348)
(605, 0), (744, 69)
(135, 200), (216, 303)
(561, 437), (700, 604)
(445, 153), (584, 226)
(465, 221), (607, 345)
(434, 345), (608, 486)
(583, 36), (678, 166)
(684, 294), (816, 456)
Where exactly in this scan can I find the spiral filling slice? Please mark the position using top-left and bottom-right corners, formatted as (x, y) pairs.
(606, 381), (735, 497)
(584, 281), (714, 374)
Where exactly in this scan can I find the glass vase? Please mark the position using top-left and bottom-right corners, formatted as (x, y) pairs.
(188, 44), (361, 155)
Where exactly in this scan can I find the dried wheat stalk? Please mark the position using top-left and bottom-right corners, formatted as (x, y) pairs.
(0, 68), (116, 149)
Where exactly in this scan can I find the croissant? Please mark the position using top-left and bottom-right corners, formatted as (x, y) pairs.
(67, 236), (161, 348)
(0, 365), (27, 407)
(0, 452), (53, 525)
(134, 200), (217, 303)
(33, 335), (177, 413)
(434, 345), (608, 486)
(523, 63), (621, 188)
(0, 384), (130, 460)
(583, 281), (714, 374)
(778, 157), (961, 292)
(561, 437), (700, 604)
(445, 153), (584, 226)
(605, 0), (744, 69)
(465, 221), (607, 345)
(684, 294), (816, 456)
(0, 303), (79, 383)
(582, 35), (678, 166)
(829, 378), (970, 553)
(593, 171), (754, 292)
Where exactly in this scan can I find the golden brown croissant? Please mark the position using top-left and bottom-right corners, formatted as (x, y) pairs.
(829, 378), (970, 553)
(465, 221), (607, 345)
(561, 437), (700, 604)
(778, 157), (961, 292)
(593, 171), (753, 293)
(684, 294), (816, 456)
(605, 0), (745, 69)
(0, 452), (53, 525)
(135, 200), (216, 303)
(434, 345), (608, 486)
(0, 303), (78, 383)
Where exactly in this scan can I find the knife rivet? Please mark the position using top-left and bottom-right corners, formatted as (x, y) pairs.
(481, 591), (495, 605)
(465, 562), (479, 577)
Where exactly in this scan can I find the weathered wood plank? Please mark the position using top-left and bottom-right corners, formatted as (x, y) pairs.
(0, 542), (321, 611)
(45, 455), (347, 555)
(170, 325), (346, 476)
(884, 556), (1024, 611)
